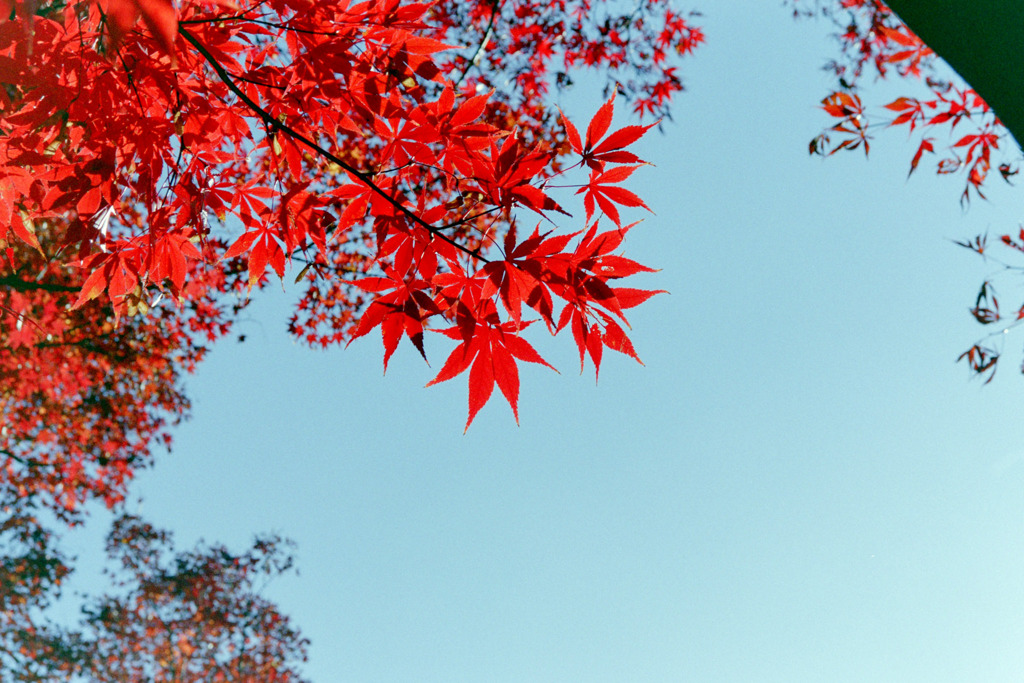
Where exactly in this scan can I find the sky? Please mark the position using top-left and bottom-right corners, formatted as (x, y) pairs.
(62, 2), (1024, 681)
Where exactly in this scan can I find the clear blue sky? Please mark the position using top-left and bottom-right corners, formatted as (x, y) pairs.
(65, 3), (1024, 680)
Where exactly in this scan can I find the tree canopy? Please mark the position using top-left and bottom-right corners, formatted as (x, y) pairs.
(2, 0), (1023, 679)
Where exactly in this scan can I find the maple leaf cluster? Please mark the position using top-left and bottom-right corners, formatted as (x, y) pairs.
(0, 222), (244, 517)
(1, 0), (700, 673)
(1, 0), (700, 443)
(792, 1), (1024, 383)
(799, 0), (1014, 204)
(7, 0), (1024, 677)
(429, 0), (703, 120)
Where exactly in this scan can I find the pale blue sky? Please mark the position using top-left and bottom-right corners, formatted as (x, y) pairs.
(65, 2), (1024, 680)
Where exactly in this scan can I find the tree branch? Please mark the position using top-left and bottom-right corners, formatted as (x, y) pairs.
(452, 0), (503, 87)
(0, 276), (80, 294)
(178, 26), (489, 263)
(0, 449), (45, 469)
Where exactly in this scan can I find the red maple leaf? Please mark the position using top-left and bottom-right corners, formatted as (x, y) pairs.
(427, 308), (556, 431)
(577, 165), (652, 226)
(99, 0), (179, 60)
(347, 265), (443, 370)
(561, 93), (655, 172)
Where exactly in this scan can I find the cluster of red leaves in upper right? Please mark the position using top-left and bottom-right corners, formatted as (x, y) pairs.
(799, 0), (1014, 204)
(792, 0), (1024, 382)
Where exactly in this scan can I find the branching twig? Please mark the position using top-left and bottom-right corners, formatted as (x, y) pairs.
(452, 0), (503, 87)
(179, 26), (489, 262)
(0, 276), (79, 294)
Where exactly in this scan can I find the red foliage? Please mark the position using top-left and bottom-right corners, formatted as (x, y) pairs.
(9, 0), (1024, 676)
(0, 0), (702, 672)
(0, 0), (702, 515)
(800, 0), (1012, 203)
(0, 223), (240, 518)
(793, 0), (1024, 381)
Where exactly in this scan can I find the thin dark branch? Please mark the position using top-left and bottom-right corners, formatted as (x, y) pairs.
(32, 339), (131, 362)
(0, 276), (79, 294)
(180, 8), (395, 32)
(222, 17), (344, 36)
(437, 206), (501, 230)
(177, 0), (273, 26)
(179, 26), (488, 262)
(452, 0), (503, 87)
(230, 72), (287, 91)
(0, 449), (44, 469)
